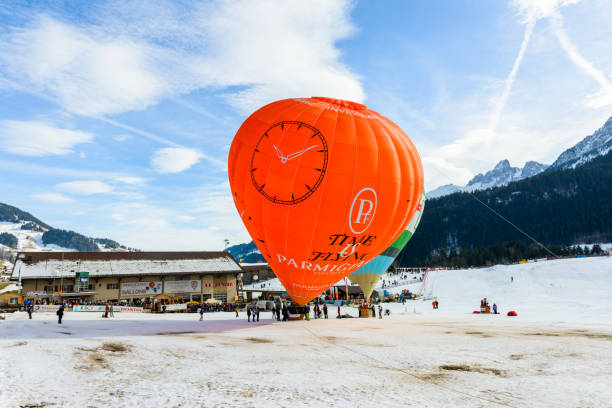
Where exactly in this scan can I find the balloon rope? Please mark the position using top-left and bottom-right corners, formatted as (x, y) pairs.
(428, 166), (559, 259)
(465, 192), (559, 258)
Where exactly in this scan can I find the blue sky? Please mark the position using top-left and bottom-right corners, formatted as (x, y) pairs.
(1, 0), (611, 250)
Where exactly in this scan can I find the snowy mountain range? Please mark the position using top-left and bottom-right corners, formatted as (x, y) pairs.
(0, 202), (132, 258)
(427, 160), (549, 199)
(428, 114), (612, 199)
(550, 116), (612, 169)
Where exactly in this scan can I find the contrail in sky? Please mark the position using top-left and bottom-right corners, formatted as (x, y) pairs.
(488, 18), (536, 134)
(549, 9), (612, 108)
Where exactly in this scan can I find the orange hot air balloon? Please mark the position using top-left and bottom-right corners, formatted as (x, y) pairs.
(228, 97), (424, 305)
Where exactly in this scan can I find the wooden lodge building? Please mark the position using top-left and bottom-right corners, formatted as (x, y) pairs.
(10, 251), (243, 304)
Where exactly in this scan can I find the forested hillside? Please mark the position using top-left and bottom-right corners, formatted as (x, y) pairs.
(397, 150), (612, 266)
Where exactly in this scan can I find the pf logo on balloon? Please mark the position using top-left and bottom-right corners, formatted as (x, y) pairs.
(349, 187), (377, 234)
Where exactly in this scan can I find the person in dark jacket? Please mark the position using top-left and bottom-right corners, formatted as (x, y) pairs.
(27, 304), (33, 319)
(57, 305), (64, 324)
(256, 307), (260, 322)
(323, 304), (328, 319)
(247, 307), (251, 322)
(282, 305), (288, 321)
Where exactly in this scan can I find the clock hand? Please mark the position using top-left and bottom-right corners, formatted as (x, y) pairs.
(286, 145), (318, 161)
(272, 144), (288, 163)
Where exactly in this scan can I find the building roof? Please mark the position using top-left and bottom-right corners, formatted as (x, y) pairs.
(11, 251), (242, 280)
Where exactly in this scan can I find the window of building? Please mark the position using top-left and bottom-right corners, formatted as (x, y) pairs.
(213, 294), (227, 303)
(107, 283), (118, 290)
(61, 285), (74, 293)
(44, 285), (57, 293)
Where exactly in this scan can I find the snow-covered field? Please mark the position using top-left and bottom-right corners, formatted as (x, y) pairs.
(1, 257), (611, 407)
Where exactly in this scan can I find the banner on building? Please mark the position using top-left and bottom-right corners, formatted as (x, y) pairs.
(26, 291), (47, 297)
(121, 281), (162, 296)
(72, 305), (143, 312)
(33, 305), (60, 312)
(117, 306), (143, 312)
(164, 280), (201, 293)
(73, 305), (106, 312)
(164, 303), (187, 311)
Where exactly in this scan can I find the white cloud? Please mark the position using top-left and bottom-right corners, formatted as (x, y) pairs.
(150, 147), (203, 173)
(115, 176), (146, 184)
(32, 192), (74, 203)
(56, 180), (113, 195)
(0, 120), (93, 156)
(0, 1), (363, 116)
(1, 17), (164, 116)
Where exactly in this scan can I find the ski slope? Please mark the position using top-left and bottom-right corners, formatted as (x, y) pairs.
(386, 256), (612, 325)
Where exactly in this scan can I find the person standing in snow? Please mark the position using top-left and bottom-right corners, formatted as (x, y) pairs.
(199, 306), (204, 321)
(377, 305), (383, 319)
(57, 305), (64, 324)
(235, 305), (239, 318)
(247, 307), (251, 322)
(337, 305), (341, 318)
(27, 304), (33, 319)
(493, 303), (498, 314)
(323, 304), (328, 319)
(256, 306), (260, 322)
(109, 304), (114, 318)
(305, 304), (310, 321)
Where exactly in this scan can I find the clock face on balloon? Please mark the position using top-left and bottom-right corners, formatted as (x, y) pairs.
(250, 121), (328, 205)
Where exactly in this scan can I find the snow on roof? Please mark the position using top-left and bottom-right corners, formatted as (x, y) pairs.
(11, 251), (242, 279)
(0, 283), (20, 294)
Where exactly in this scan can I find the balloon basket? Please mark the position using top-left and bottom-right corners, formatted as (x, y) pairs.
(359, 308), (372, 318)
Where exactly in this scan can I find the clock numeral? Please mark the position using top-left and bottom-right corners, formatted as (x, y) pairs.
(255, 148), (259, 152)
(297, 124), (302, 130)
(281, 123), (284, 130)
(315, 168), (322, 172)
(264, 132), (269, 138)
(305, 183), (311, 191)
(311, 133), (317, 138)
(261, 184), (265, 189)
(292, 193), (295, 200)
(251, 168), (257, 172)
(317, 149), (325, 153)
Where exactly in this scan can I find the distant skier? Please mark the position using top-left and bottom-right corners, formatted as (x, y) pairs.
(56, 305), (64, 324)
(493, 303), (498, 314)
(27, 304), (33, 319)
(323, 304), (328, 319)
(378, 305), (383, 319)
(109, 304), (114, 318)
(235, 305), (239, 318)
